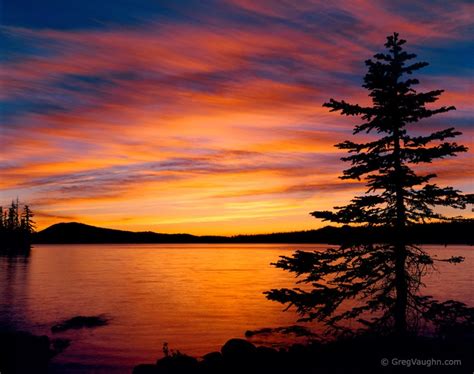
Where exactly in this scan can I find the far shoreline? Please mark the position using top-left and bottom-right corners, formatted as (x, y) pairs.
(31, 220), (473, 246)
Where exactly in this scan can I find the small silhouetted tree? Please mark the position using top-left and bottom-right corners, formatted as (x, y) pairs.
(6, 200), (19, 231)
(266, 33), (473, 337)
(21, 205), (36, 235)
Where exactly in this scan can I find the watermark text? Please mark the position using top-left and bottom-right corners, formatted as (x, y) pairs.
(380, 357), (462, 368)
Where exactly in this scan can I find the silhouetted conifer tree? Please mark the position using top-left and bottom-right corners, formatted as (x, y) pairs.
(21, 205), (36, 234)
(266, 33), (473, 337)
(7, 200), (19, 231)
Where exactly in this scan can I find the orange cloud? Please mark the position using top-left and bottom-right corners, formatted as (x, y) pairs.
(1, 2), (472, 234)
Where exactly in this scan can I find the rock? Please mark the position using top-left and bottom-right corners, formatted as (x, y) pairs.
(0, 331), (53, 374)
(288, 343), (308, 356)
(245, 327), (272, 338)
(253, 346), (283, 372)
(221, 338), (257, 363)
(51, 338), (71, 354)
(200, 351), (225, 373)
(156, 354), (198, 373)
(132, 364), (159, 374)
(51, 315), (109, 333)
(202, 351), (224, 363)
(256, 346), (279, 359)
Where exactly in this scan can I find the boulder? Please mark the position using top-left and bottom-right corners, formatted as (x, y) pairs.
(200, 351), (225, 372)
(51, 315), (109, 333)
(156, 354), (198, 373)
(221, 338), (257, 364)
(0, 331), (52, 374)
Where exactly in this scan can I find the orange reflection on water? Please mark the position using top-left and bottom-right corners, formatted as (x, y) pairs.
(1, 244), (472, 373)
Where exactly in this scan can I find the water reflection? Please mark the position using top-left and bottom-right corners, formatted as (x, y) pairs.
(0, 244), (472, 373)
(0, 250), (31, 331)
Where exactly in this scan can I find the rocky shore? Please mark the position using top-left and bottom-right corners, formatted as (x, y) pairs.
(2, 329), (472, 373)
(133, 334), (473, 374)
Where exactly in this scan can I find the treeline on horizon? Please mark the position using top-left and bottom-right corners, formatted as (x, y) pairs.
(34, 220), (473, 245)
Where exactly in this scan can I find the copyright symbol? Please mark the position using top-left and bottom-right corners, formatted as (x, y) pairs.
(381, 358), (389, 366)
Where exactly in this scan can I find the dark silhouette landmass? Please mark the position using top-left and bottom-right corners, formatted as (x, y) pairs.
(51, 315), (109, 333)
(1, 315), (105, 373)
(33, 220), (473, 245)
(0, 331), (69, 374)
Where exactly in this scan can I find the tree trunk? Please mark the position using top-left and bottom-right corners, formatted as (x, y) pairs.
(394, 241), (407, 335)
(393, 123), (408, 336)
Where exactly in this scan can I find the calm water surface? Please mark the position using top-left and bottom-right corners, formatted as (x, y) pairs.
(1, 244), (472, 373)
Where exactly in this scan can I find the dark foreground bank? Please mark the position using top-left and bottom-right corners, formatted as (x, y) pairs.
(0, 316), (106, 374)
(1, 331), (472, 374)
(132, 335), (474, 374)
(0, 331), (69, 374)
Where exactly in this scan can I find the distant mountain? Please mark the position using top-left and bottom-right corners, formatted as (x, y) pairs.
(33, 220), (473, 244)
(34, 222), (210, 244)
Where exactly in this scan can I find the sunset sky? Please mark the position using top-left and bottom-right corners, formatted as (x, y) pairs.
(1, 0), (472, 234)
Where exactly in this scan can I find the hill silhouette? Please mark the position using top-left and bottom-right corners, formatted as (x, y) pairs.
(33, 220), (473, 244)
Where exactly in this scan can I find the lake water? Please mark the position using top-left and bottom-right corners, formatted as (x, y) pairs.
(1, 244), (472, 373)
